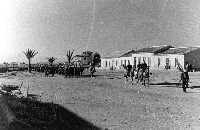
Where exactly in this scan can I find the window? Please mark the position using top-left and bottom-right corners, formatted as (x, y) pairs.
(116, 60), (117, 66)
(158, 58), (160, 67)
(166, 58), (169, 66)
(124, 60), (127, 66)
(143, 57), (146, 63)
(105, 61), (107, 67)
(148, 57), (151, 66)
(128, 60), (130, 65)
(138, 57), (141, 64)
(134, 57), (136, 66)
(166, 58), (170, 69)
(121, 60), (123, 66)
(175, 58), (178, 67)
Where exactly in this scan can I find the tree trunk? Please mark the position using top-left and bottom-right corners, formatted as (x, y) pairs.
(28, 59), (31, 73)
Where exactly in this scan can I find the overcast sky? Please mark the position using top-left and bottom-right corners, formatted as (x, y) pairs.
(1, 0), (200, 63)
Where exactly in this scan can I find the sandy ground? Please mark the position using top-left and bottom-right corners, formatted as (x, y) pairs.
(1, 70), (200, 130)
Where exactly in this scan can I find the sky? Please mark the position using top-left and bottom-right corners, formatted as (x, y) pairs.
(1, 0), (200, 63)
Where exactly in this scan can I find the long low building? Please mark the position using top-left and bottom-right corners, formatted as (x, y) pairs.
(100, 45), (200, 71)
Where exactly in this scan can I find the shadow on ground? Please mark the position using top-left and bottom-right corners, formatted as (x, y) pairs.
(190, 86), (200, 89)
(150, 83), (200, 93)
(63, 74), (103, 78)
(150, 82), (181, 88)
(1, 95), (101, 130)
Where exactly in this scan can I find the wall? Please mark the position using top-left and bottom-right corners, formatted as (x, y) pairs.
(131, 53), (154, 68)
(101, 53), (184, 71)
(130, 53), (184, 70)
(153, 54), (184, 70)
(101, 57), (133, 70)
(101, 58), (121, 70)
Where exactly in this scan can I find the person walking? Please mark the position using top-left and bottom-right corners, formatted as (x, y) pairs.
(135, 63), (141, 79)
(181, 69), (189, 92)
(126, 64), (132, 77)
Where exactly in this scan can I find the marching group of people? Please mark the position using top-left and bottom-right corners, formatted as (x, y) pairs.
(32, 61), (97, 78)
(34, 59), (192, 93)
(123, 61), (192, 92)
(33, 64), (85, 77)
(123, 60), (149, 85)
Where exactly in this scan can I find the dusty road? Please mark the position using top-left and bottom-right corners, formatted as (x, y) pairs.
(1, 71), (200, 130)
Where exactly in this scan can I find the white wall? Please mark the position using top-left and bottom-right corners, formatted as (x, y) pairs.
(101, 58), (121, 70)
(152, 54), (184, 70)
(131, 53), (184, 70)
(101, 53), (184, 71)
(131, 53), (154, 67)
(101, 57), (133, 70)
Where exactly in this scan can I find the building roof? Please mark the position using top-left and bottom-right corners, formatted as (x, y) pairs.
(161, 47), (200, 54)
(136, 45), (173, 54)
(102, 45), (200, 59)
(120, 50), (135, 57)
(119, 45), (173, 58)
(102, 50), (129, 58)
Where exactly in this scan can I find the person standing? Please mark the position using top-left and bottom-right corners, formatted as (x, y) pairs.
(126, 64), (132, 77)
(181, 69), (189, 92)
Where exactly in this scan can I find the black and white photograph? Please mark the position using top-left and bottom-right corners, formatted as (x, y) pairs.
(1, 0), (200, 129)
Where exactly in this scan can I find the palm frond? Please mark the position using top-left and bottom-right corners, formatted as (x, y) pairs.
(66, 49), (75, 66)
(23, 48), (38, 59)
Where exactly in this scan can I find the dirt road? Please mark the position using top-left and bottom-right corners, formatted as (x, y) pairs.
(1, 71), (200, 130)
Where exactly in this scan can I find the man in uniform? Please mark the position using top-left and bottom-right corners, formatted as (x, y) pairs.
(181, 68), (189, 92)
(135, 63), (141, 79)
(126, 63), (132, 77)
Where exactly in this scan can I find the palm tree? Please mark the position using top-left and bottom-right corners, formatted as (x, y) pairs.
(66, 50), (75, 66)
(48, 57), (56, 66)
(23, 49), (38, 73)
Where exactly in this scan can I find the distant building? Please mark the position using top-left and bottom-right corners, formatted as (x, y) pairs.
(8, 62), (19, 71)
(100, 45), (200, 71)
(18, 62), (26, 67)
(101, 57), (123, 70)
(161, 47), (200, 71)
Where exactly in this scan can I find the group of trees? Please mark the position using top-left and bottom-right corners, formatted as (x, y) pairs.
(23, 49), (75, 73)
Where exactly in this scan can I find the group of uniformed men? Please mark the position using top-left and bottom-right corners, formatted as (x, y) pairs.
(124, 61), (192, 93)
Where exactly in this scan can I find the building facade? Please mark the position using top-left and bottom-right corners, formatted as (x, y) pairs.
(100, 45), (200, 71)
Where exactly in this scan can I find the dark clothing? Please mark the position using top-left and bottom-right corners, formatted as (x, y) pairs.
(181, 72), (189, 92)
(127, 65), (132, 71)
(181, 72), (189, 83)
(137, 64), (142, 70)
(136, 63), (147, 78)
(127, 65), (132, 70)
(141, 63), (147, 70)
(126, 65), (132, 76)
(135, 64), (141, 79)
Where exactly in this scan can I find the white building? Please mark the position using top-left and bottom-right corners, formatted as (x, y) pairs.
(101, 45), (200, 71)
(161, 47), (200, 71)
